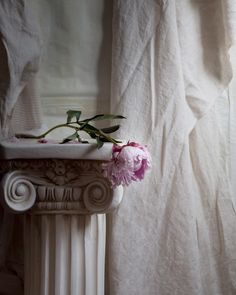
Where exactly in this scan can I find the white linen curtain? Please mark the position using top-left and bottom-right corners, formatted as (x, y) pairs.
(0, 2), (42, 294)
(0, 0), (43, 139)
(107, 1), (236, 294)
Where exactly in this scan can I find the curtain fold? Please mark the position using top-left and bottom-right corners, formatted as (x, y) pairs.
(0, 1), (43, 294)
(0, 0), (43, 139)
(107, 1), (236, 294)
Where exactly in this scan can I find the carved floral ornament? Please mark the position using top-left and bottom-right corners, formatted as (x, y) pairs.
(0, 159), (123, 214)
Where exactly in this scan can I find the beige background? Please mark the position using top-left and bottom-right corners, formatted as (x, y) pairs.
(30, 0), (113, 137)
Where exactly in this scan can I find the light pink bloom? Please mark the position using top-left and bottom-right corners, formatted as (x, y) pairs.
(102, 142), (151, 188)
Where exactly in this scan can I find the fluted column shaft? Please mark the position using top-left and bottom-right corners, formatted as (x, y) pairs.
(24, 214), (106, 295)
(0, 159), (123, 295)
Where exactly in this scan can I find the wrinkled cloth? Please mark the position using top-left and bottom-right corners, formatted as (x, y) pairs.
(0, 0), (42, 138)
(107, 1), (236, 294)
(0, 2), (42, 294)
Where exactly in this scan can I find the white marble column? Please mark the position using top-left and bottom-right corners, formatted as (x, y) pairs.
(24, 214), (106, 295)
(0, 142), (123, 295)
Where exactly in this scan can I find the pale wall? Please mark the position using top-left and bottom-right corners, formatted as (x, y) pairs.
(30, 0), (113, 138)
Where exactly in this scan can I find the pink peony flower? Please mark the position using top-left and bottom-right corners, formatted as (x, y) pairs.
(102, 142), (151, 188)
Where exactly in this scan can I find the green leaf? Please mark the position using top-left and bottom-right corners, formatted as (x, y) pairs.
(101, 125), (120, 134)
(80, 124), (97, 138)
(76, 133), (81, 141)
(66, 110), (82, 123)
(87, 131), (97, 139)
(81, 114), (126, 123)
(96, 137), (104, 149)
(78, 122), (122, 146)
(79, 122), (97, 131)
(84, 129), (97, 140)
(61, 132), (78, 144)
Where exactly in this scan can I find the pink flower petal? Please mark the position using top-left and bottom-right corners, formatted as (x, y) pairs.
(102, 142), (151, 188)
(38, 139), (48, 144)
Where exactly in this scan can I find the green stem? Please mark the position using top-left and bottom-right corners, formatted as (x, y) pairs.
(18, 120), (121, 146)
(22, 123), (79, 139)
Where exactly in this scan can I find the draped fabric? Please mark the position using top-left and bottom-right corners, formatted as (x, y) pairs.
(107, 1), (236, 294)
(0, 2), (42, 294)
(0, 0), (43, 139)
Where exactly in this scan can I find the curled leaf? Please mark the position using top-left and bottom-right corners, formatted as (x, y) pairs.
(81, 114), (126, 123)
(101, 125), (120, 134)
(66, 110), (82, 123)
(61, 132), (79, 144)
(96, 137), (104, 149)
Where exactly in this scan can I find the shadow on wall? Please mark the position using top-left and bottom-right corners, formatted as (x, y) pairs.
(96, 0), (113, 115)
(0, 205), (24, 295)
(0, 39), (10, 103)
(190, 0), (231, 82)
